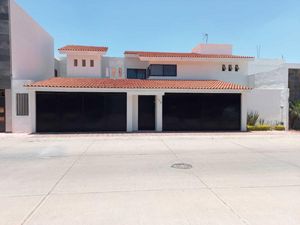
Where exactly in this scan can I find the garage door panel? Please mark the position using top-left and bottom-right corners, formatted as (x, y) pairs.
(36, 92), (126, 132)
(59, 93), (83, 132)
(163, 93), (241, 131)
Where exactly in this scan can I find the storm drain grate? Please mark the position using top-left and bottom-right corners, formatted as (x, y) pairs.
(171, 163), (193, 169)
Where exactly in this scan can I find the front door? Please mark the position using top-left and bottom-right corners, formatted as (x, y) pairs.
(138, 96), (156, 131)
(0, 90), (5, 132)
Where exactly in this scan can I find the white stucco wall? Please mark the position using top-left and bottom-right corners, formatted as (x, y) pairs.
(9, 0), (54, 133)
(246, 89), (289, 127)
(10, 0), (54, 81)
(66, 54), (102, 77)
(246, 59), (289, 128)
(123, 57), (250, 85)
(11, 80), (34, 133)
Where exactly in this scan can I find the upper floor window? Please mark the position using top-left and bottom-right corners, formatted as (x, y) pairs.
(127, 69), (147, 79)
(228, 65), (233, 72)
(90, 60), (94, 67)
(222, 65), (226, 71)
(82, 60), (86, 67)
(235, 65), (240, 72)
(74, 59), (78, 67)
(148, 64), (177, 77)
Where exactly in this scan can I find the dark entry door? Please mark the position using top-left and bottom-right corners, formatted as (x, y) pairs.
(163, 93), (241, 131)
(0, 90), (5, 132)
(138, 96), (155, 131)
(36, 92), (127, 132)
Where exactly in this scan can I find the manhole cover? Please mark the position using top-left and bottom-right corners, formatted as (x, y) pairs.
(171, 163), (193, 169)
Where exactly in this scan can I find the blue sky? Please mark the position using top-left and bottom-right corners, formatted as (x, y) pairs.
(17, 0), (300, 62)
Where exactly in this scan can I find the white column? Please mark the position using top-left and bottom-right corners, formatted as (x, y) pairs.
(241, 92), (247, 132)
(132, 95), (139, 131)
(29, 90), (36, 133)
(126, 93), (133, 132)
(155, 94), (163, 132)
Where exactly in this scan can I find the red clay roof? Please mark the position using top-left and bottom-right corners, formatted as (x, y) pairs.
(124, 51), (254, 59)
(59, 45), (108, 52)
(26, 78), (250, 90)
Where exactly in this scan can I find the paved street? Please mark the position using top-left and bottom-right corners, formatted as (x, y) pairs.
(0, 132), (300, 225)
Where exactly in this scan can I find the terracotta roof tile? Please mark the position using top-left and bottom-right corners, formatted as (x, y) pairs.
(59, 45), (108, 52)
(124, 51), (254, 59)
(26, 78), (250, 90)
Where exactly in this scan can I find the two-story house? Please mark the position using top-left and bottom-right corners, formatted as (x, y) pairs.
(23, 43), (289, 133)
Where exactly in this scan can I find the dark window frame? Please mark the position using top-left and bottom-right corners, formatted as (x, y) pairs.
(90, 60), (94, 67)
(74, 59), (78, 67)
(127, 68), (147, 79)
(148, 64), (177, 77)
(82, 59), (86, 67)
(235, 65), (240, 72)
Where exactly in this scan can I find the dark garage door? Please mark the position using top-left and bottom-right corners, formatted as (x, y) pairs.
(163, 93), (241, 131)
(36, 92), (127, 132)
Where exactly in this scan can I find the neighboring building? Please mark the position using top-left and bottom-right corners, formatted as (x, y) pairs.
(288, 64), (300, 129)
(0, 0), (54, 133)
(0, 1), (298, 133)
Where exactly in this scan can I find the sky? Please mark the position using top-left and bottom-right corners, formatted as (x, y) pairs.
(16, 0), (300, 62)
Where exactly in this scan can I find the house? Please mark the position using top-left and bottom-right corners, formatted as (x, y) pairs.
(25, 44), (291, 133)
(1, 0), (299, 133)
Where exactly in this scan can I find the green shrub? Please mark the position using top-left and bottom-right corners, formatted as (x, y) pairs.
(247, 112), (259, 126)
(274, 125), (285, 131)
(247, 125), (271, 131)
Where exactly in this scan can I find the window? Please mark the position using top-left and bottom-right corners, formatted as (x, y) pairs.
(228, 65), (233, 72)
(148, 64), (177, 76)
(54, 69), (58, 77)
(127, 69), (147, 79)
(16, 93), (29, 116)
(235, 65), (240, 72)
(222, 65), (226, 71)
(74, 59), (78, 67)
(90, 60), (94, 67)
(82, 60), (86, 67)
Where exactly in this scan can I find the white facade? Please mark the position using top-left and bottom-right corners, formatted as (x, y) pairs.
(6, 0), (54, 133)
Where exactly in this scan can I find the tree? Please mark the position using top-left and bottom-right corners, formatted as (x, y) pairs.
(290, 101), (300, 129)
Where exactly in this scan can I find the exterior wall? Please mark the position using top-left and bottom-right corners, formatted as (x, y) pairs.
(246, 59), (289, 128)
(192, 44), (232, 55)
(66, 54), (101, 77)
(55, 57), (67, 77)
(101, 57), (124, 78)
(10, 0), (54, 81)
(9, 0), (54, 133)
(0, 0), (11, 89)
(123, 57), (249, 85)
(11, 80), (33, 133)
(247, 89), (288, 126)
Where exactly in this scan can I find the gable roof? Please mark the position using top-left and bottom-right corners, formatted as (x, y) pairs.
(124, 51), (254, 59)
(26, 78), (250, 91)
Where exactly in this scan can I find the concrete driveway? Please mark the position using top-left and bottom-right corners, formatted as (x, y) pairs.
(0, 132), (300, 225)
